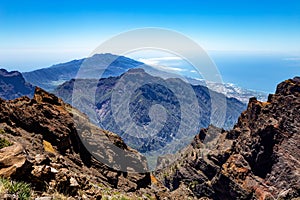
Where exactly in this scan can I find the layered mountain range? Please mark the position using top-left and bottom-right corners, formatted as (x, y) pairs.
(2, 55), (247, 163)
(22, 53), (267, 102)
(54, 68), (246, 156)
(0, 74), (299, 199)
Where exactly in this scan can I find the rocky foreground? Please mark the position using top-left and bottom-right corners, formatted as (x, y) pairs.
(0, 87), (154, 199)
(0, 77), (299, 199)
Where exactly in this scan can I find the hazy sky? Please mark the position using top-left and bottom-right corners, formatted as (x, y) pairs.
(1, 0), (300, 71)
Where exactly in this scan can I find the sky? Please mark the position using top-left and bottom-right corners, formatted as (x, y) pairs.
(0, 0), (300, 91)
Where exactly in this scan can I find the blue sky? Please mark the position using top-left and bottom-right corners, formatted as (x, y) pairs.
(0, 0), (299, 91)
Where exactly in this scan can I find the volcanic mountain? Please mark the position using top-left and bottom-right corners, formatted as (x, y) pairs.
(54, 68), (246, 156)
(22, 53), (163, 91)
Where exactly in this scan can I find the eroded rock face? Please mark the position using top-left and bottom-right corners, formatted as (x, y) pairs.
(156, 77), (300, 199)
(0, 87), (151, 199)
(0, 69), (35, 100)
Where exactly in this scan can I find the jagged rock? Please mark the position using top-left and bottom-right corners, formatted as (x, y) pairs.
(34, 154), (47, 164)
(156, 77), (300, 199)
(69, 177), (79, 187)
(117, 175), (138, 192)
(0, 87), (151, 198)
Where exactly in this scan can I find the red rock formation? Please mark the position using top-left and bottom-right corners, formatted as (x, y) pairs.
(157, 77), (300, 199)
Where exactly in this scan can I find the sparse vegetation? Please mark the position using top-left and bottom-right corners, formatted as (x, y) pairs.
(0, 138), (12, 149)
(144, 193), (155, 200)
(188, 180), (199, 189)
(0, 178), (31, 200)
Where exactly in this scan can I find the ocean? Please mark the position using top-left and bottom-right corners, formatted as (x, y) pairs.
(210, 52), (300, 93)
(134, 51), (300, 93)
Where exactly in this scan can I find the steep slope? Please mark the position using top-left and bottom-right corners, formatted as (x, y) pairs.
(156, 77), (300, 199)
(0, 69), (35, 100)
(0, 87), (154, 199)
(54, 69), (246, 156)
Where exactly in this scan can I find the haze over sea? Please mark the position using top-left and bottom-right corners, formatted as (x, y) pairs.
(130, 51), (300, 93)
(210, 52), (300, 93)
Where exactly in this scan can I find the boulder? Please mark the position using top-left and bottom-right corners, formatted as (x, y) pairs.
(0, 143), (26, 178)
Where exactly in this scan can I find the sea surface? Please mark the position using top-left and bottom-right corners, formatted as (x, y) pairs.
(210, 52), (300, 93)
(133, 51), (300, 93)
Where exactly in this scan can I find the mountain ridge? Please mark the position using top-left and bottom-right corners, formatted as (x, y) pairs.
(22, 53), (268, 104)
(54, 68), (246, 158)
(155, 76), (300, 199)
(0, 68), (35, 100)
(22, 53), (155, 91)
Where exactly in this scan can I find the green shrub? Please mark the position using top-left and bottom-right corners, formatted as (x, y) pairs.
(0, 178), (31, 200)
(0, 138), (12, 149)
(0, 177), (10, 189)
(144, 193), (155, 200)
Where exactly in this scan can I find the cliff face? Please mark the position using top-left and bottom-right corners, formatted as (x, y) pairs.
(156, 77), (300, 199)
(0, 87), (152, 199)
(0, 69), (35, 100)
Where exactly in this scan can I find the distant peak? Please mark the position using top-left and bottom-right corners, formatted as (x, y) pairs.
(90, 53), (117, 58)
(126, 68), (146, 73)
(0, 68), (22, 77)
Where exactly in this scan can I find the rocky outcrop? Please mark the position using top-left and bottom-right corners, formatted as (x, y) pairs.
(156, 77), (300, 199)
(0, 69), (35, 100)
(0, 87), (152, 199)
